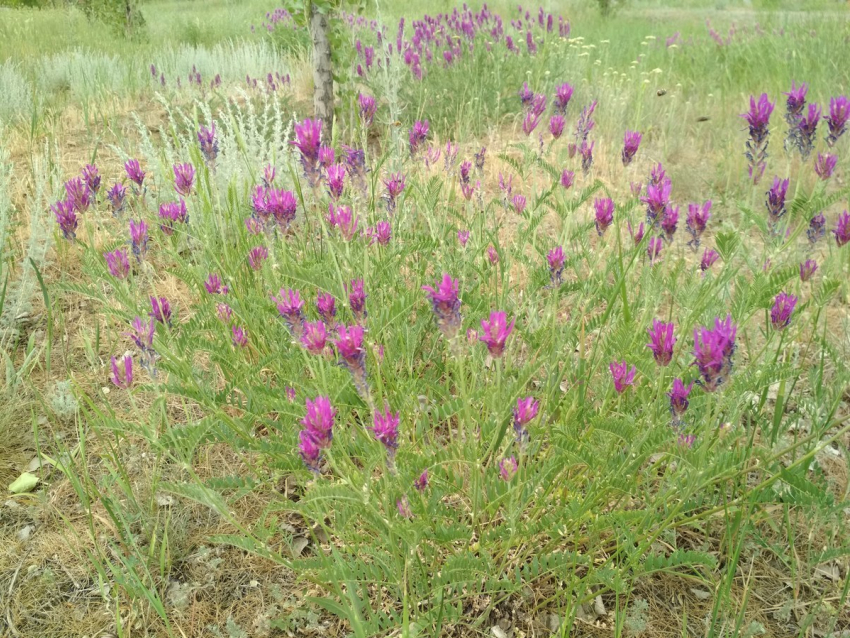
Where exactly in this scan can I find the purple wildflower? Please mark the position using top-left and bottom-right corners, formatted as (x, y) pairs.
(692, 315), (737, 392)
(479, 311), (515, 358)
(800, 259), (818, 282)
(205, 273), (228, 295)
(335, 324), (368, 397)
(52, 200), (78, 240)
(216, 303), (233, 323)
(797, 103), (820, 159)
(409, 120), (429, 155)
(547, 246), (565, 286)
(198, 123), (219, 165)
(686, 200), (712, 250)
(458, 230), (470, 247)
(512, 194), (527, 215)
(149, 296), (172, 325)
(647, 320), (676, 366)
(783, 81), (808, 151)
(807, 213), (826, 244)
(64, 177), (92, 213)
(272, 288), (305, 337)
(107, 183), (127, 216)
(647, 236), (663, 266)
(247, 245), (268, 270)
(422, 273), (462, 339)
(358, 93), (377, 126)
(104, 248), (130, 279)
(158, 199), (188, 235)
(560, 169), (575, 190)
(301, 321), (327, 355)
(231, 325), (248, 348)
(579, 140), (595, 174)
(397, 496), (413, 518)
(474, 147), (486, 172)
(373, 407), (400, 454)
(621, 130), (642, 166)
(550, 114), (566, 139)
(765, 177), (789, 229)
(594, 197), (614, 236)
(302, 396), (335, 449)
(298, 431), (322, 472)
(610, 361), (636, 394)
(629, 220), (645, 245)
(173, 163), (195, 196)
(316, 292), (336, 325)
(513, 397), (539, 446)
(326, 203), (359, 241)
(487, 246), (499, 265)
(668, 378), (693, 426)
(266, 188), (298, 229)
(641, 178), (672, 226)
(826, 95), (850, 147)
(326, 163), (346, 200)
(383, 172), (405, 212)
(522, 110), (542, 136)
(414, 470), (429, 492)
(700, 248), (720, 272)
(291, 119), (323, 185)
(833, 211), (850, 247)
(499, 456), (518, 482)
(124, 159), (145, 187)
(129, 219), (148, 261)
(770, 292), (797, 330)
(554, 83), (573, 114)
(814, 153), (837, 180)
(741, 93), (775, 184)
(82, 164), (101, 194)
(348, 279), (367, 323)
(371, 221), (391, 246)
(661, 205), (679, 243)
(110, 355), (133, 389)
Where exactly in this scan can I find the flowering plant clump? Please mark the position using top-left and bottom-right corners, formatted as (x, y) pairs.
(36, 13), (850, 636)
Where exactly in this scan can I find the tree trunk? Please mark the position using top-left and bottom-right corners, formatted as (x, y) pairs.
(309, 3), (334, 142)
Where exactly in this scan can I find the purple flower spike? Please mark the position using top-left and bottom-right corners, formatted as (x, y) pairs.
(519, 82), (534, 107)
(104, 248), (130, 279)
(513, 396), (539, 446)
(171, 162), (194, 196)
(826, 95), (850, 147)
(814, 153), (838, 180)
(609, 361), (636, 394)
(272, 288), (305, 337)
(560, 169), (575, 190)
(326, 163), (346, 200)
(397, 496), (413, 519)
(414, 470), (429, 492)
(52, 200), (78, 241)
(547, 246), (565, 286)
(64, 177), (92, 213)
(298, 431), (322, 472)
(265, 189), (298, 230)
(765, 177), (789, 230)
(549, 114), (566, 139)
(358, 93), (377, 126)
(318, 146), (335, 168)
(807, 213), (826, 244)
(692, 315), (737, 392)
(686, 200), (712, 250)
(149, 296), (172, 325)
(205, 273), (229, 295)
(383, 172), (406, 212)
(285, 387), (296, 403)
(647, 320), (676, 366)
(107, 183), (127, 216)
(631, 182), (643, 197)
(628, 221), (645, 245)
(291, 119), (323, 186)
(110, 355), (133, 389)
(128, 316), (155, 352)
(479, 311), (515, 358)
(700, 248), (720, 272)
(231, 325), (248, 348)
(124, 159), (145, 187)
(650, 163), (667, 186)
(512, 194), (527, 215)
(796, 103), (820, 159)
(499, 456), (518, 481)
(522, 111), (542, 136)
(458, 230), (470, 247)
(474, 147), (486, 172)
(621, 130), (642, 166)
(371, 221), (391, 246)
(335, 324), (368, 397)
(373, 406), (400, 454)
(422, 273), (462, 340)
(247, 245), (268, 270)
(348, 279), (367, 323)
(800, 259), (818, 282)
(301, 321), (327, 354)
(647, 236), (663, 266)
(316, 292), (337, 325)
(82, 164), (101, 194)
(262, 164), (276, 187)
(302, 396), (336, 448)
(668, 378), (693, 426)
(661, 205), (679, 243)
(594, 197), (614, 236)
(641, 178), (672, 226)
(198, 123), (219, 165)
(409, 120), (429, 156)
(771, 292), (797, 330)
(783, 82), (808, 152)
(741, 93), (774, 184)
(129, 219), (148, 261)
(554, 83), (573, 114)
(834, 211), (850, 247)
(326, 203), (359, 241)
